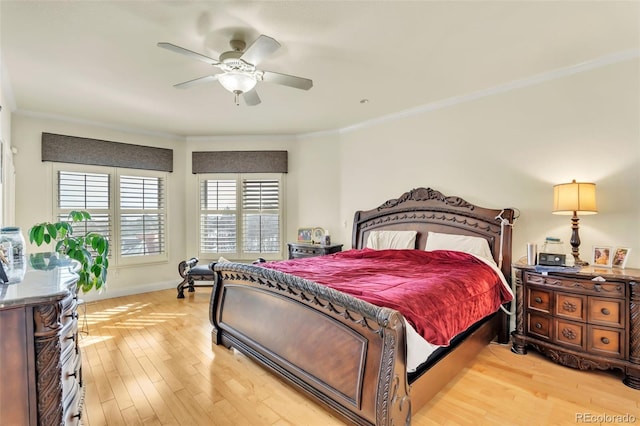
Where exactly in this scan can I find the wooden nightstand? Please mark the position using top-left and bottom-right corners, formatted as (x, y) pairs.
(511, 260), (640, 389)
(287, 242), (343, 259)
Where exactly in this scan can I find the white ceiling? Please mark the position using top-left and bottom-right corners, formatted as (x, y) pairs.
(1, 1), (638, 137)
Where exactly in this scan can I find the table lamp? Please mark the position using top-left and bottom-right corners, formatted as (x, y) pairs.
(552, 179), (597, 266)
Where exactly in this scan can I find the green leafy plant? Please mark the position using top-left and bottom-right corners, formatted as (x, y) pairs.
(29, 210), (109, 293)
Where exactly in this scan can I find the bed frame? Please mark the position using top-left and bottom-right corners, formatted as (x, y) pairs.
(210, 187), (514, 425)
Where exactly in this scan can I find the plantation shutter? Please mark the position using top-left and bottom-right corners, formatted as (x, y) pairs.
(242, 179), (280, 253)
(57, 171), (111, 241)
(200, 179), (237, 253)
(119, 175), (166, 257)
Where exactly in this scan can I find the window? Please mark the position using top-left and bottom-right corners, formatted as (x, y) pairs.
(119, 175), (165, 257)
(57, 170), (111, 242)
(55, 165), (167, 265)
(199, 174), (283, 260)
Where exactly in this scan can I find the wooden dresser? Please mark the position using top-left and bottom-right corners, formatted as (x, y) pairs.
(287, 242), (343, 259)
(511, 261), (639, 389)
(0, 255), (82, 425)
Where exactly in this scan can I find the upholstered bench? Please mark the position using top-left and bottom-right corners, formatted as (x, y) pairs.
(176, 257), (216, 299)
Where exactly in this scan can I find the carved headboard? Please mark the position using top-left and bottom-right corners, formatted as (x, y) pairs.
(352, 187), (514, 281)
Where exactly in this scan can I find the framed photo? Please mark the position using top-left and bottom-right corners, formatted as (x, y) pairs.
(612, 247), (631, 269)
(592, 246), (613, 268)
(297, 227), (313, 243)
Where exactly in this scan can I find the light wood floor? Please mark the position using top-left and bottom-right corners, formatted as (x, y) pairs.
(78, 288), (639, 426)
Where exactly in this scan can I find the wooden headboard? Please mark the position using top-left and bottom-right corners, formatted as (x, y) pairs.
(352, 187), (515, 282)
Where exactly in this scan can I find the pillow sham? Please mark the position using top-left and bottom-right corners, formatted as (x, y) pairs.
(424, 231), (495, 264)
(365, 230), (417, 250)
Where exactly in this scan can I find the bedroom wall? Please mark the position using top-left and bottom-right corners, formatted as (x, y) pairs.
(336, 58), (640, 268)
(11, 114), (187, 301)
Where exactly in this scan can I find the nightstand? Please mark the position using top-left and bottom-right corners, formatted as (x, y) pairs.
(511, 260), (640, 389)
(287, 242), (343, 259)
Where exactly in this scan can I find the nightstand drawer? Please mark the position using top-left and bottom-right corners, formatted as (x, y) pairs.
(555, 292), (586, 322)
(527, 313), (551, 339)
(588, 298), (624, 328)
(527, 288), (551, 313)
(555, 319), (586, 351)
(588, 326), (624, 359)
(524, 272), (625, 298)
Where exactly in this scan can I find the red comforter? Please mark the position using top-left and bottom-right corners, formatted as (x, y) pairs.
(260, 248), (512, 346)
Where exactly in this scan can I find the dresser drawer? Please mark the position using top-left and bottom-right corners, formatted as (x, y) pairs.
(588, 326), (624, 359)
(527, 313), (551, 340)
(524, 272), (625, 298)
(588, 298), (624, 328)
(555, 292), (586, 322)
(554, 319), (586, 351)
(527, 288), (551, 313)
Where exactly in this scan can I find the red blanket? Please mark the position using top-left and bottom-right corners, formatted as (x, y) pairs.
(260, 248), (512, 346)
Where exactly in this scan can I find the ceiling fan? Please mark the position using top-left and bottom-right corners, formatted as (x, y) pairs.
(158, 34), (313, 106)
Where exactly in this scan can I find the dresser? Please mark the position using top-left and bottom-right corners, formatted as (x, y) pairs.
(0, 255), (82, 425)
(287, 242), (343, 259)
(511, 261), (639, 389)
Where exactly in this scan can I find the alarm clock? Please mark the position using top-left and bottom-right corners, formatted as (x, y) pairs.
(538, 252), (566, 266)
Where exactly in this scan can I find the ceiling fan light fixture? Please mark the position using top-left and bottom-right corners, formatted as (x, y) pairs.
(217, 72), (257, 94)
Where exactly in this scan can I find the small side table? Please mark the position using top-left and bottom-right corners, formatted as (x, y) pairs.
(287, 242), (343, 259)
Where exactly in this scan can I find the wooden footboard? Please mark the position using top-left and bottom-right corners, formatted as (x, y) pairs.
(210, 262), (411, 426)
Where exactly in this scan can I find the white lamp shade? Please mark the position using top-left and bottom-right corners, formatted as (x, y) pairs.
(552, 180), (597, 215)
(217, 72), (257, 94)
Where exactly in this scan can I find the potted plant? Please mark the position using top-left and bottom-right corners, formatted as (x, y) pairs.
(29, 210), (109, 293)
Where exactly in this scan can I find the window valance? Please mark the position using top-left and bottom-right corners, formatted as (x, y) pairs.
(192, 150), (288, 174)
(42, 133), (173, 172)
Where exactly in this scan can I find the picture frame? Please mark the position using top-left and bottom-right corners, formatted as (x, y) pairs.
(297, 227), (313, 243)
(612, 247), (631, 269)
(592, 246), (613, 268)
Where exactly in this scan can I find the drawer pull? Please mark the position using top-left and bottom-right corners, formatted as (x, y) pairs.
(594, 284), (602, 292)
(66, 312), (79, 320)
(535, 322), (542, 329)
(600, 308), (610, 316)
(68, 370), (78, 378)
(72, 411), (82, 420)
(601, 337), (610, 345)
(534, 297), (543, 304)
(67, 334), (75, 342)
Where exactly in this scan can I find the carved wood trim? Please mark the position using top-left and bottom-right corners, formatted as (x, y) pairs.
(33, 303), (64, 426)
(377, 187), (475, 211)
(216, 265), (394, 335)
(630, 281), (639, 365)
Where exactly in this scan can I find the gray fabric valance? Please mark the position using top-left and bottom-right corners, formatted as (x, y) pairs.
(42, 133), (173, 172)
(192, 150), (288, 174)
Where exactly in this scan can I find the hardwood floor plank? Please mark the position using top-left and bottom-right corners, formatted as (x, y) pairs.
(79, 288), (639, 425)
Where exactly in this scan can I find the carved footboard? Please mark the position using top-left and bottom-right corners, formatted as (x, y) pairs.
(210, 262), (411, 426)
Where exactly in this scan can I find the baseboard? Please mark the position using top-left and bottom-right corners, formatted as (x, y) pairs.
(79, 280), (176, 302)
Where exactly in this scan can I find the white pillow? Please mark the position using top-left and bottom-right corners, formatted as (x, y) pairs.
(365, 230), (417, 250)
(424, 231), (495, 264)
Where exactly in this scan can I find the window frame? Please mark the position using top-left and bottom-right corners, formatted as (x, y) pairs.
(198, 173), (285, 261)
(52, 163), (168, 266)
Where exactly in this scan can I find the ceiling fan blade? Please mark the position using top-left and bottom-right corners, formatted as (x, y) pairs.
(174, 74), (219, 89)
(243, 89), (261, 106)
(262, 71), (313, 90)
(240, 35), (280, 66)
(157, 42), (220, 65)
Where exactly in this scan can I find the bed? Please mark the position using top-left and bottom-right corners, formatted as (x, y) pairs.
(209, 187), (515, 425)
